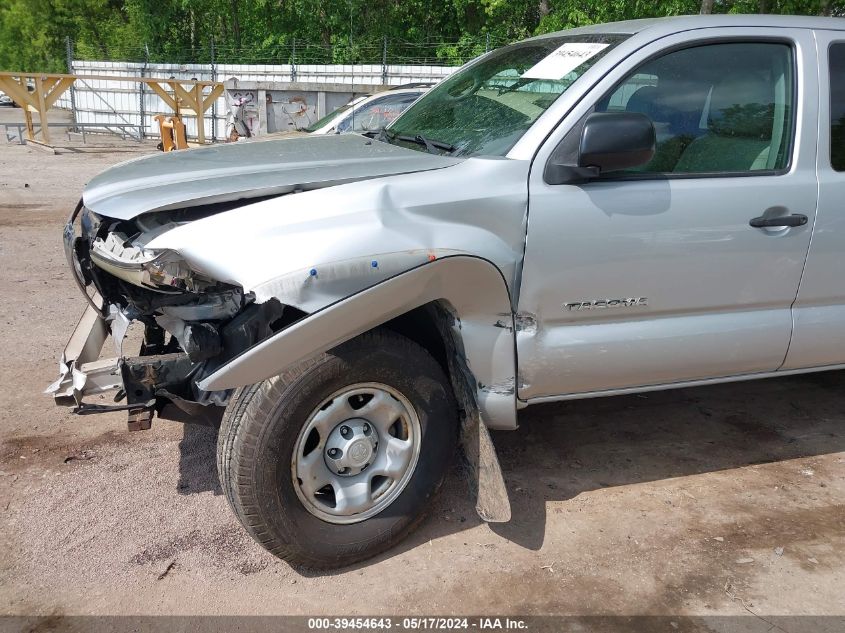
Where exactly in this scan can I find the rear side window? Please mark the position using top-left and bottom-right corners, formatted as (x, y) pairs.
(830, 43), (845, 171)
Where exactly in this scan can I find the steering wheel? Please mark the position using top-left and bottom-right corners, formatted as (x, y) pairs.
(441, 74), (484, 103)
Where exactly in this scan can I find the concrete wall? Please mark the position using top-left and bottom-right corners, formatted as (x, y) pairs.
(226, 79), (392, 136)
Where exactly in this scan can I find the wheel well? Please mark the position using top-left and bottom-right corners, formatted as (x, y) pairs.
(382, 303), (451, 378)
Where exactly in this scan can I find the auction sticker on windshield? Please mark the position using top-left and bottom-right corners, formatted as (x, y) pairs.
(522, 42), (609, 80)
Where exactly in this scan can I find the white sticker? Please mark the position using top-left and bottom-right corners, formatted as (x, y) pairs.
(522, 42), (609, 80)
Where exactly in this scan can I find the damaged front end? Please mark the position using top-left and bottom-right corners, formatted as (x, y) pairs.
(48, 200), (300, 429)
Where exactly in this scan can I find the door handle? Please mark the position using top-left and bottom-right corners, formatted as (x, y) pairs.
(749, 214), (808, 228)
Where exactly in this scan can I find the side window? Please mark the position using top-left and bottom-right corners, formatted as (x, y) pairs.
(592, 42), (794, 175)
(336, 93), (421, 133)
(830, 43), (845, 171)
(602, 73), (659, 112)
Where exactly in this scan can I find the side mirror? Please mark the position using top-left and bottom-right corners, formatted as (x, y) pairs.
(545, 112), (656, 185)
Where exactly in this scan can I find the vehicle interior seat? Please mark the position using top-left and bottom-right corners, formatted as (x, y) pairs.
(673, 73), (775, 173)
(624, 84), (689, 172)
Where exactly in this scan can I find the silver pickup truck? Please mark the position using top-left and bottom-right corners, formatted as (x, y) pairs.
(50, 15), (845, 568)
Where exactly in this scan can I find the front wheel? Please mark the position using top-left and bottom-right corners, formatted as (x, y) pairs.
(217, 330), (459, 568)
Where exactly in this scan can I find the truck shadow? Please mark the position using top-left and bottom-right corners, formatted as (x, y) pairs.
(173, 369), (845, 570)
(177, 423), (222, 496)
(395, 369), (845, 558)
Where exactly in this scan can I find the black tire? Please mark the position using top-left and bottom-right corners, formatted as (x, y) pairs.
(217, 329), (459, 569)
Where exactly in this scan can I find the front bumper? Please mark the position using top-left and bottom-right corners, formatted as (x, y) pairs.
(46, 298), (222, 428)
(48, 202), (227, 428)
(46, 293), (163, 431)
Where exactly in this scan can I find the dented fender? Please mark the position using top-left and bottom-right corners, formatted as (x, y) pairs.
(199, 256), (518, 430)
(143, 157), (529, 313)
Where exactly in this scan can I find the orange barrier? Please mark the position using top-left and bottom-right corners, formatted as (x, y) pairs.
(154, 115), (188, 151)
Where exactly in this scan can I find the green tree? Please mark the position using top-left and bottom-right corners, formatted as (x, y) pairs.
(2, 0), (844, 72)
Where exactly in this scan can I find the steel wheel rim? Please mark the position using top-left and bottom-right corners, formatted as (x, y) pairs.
(291, 382), (422, 524)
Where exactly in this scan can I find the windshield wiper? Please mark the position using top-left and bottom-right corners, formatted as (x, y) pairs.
(400, 133), (456, 155)
(372, 126), (394, 144)
(415, 134), (446, 154)
(373, 127), (457, 155)
(363, 127), (387, 141)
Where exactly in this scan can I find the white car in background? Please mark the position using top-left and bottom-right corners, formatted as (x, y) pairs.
(304, 84), (430, 134)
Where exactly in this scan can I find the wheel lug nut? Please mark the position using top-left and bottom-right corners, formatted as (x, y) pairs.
(363, 423), (370, 433)
(340, 426), (350, 436)
(328, 448), (339, 457)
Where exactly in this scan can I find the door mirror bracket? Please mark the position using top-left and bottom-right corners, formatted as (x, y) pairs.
(543, 164), (601, 185)
(544, 112), (656, 185)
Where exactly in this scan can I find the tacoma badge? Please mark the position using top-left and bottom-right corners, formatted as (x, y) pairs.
(564, 298), (648, 311)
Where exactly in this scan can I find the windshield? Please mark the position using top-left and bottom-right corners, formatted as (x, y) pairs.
(384, 34), (627, 156)
(304, 101), (359, 132)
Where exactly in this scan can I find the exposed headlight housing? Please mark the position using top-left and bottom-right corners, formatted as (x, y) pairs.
(91, 232), (210, 293)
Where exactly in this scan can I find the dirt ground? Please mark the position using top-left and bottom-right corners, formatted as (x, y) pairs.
(0, 109), (843, 621)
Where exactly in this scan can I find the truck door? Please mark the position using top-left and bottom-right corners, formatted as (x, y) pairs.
(782, 32), (845, 370)
(516, 28), (819, 402)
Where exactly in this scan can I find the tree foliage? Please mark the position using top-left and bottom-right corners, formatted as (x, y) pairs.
(0, 0), (842, 72)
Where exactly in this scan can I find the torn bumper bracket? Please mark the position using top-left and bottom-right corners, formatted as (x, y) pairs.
(46, 297), (213, 428)
(45, 293), (122, 409)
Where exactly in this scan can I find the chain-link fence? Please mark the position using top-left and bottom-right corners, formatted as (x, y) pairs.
(62, 35), (512, 144)
(73, 35), (514, 68)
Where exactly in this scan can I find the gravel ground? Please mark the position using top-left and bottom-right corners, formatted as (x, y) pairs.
(0, 114), (843, 620)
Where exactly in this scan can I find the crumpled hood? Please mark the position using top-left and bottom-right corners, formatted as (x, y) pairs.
(83, 134), (463, 220)
(145, 157), (529, 313)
